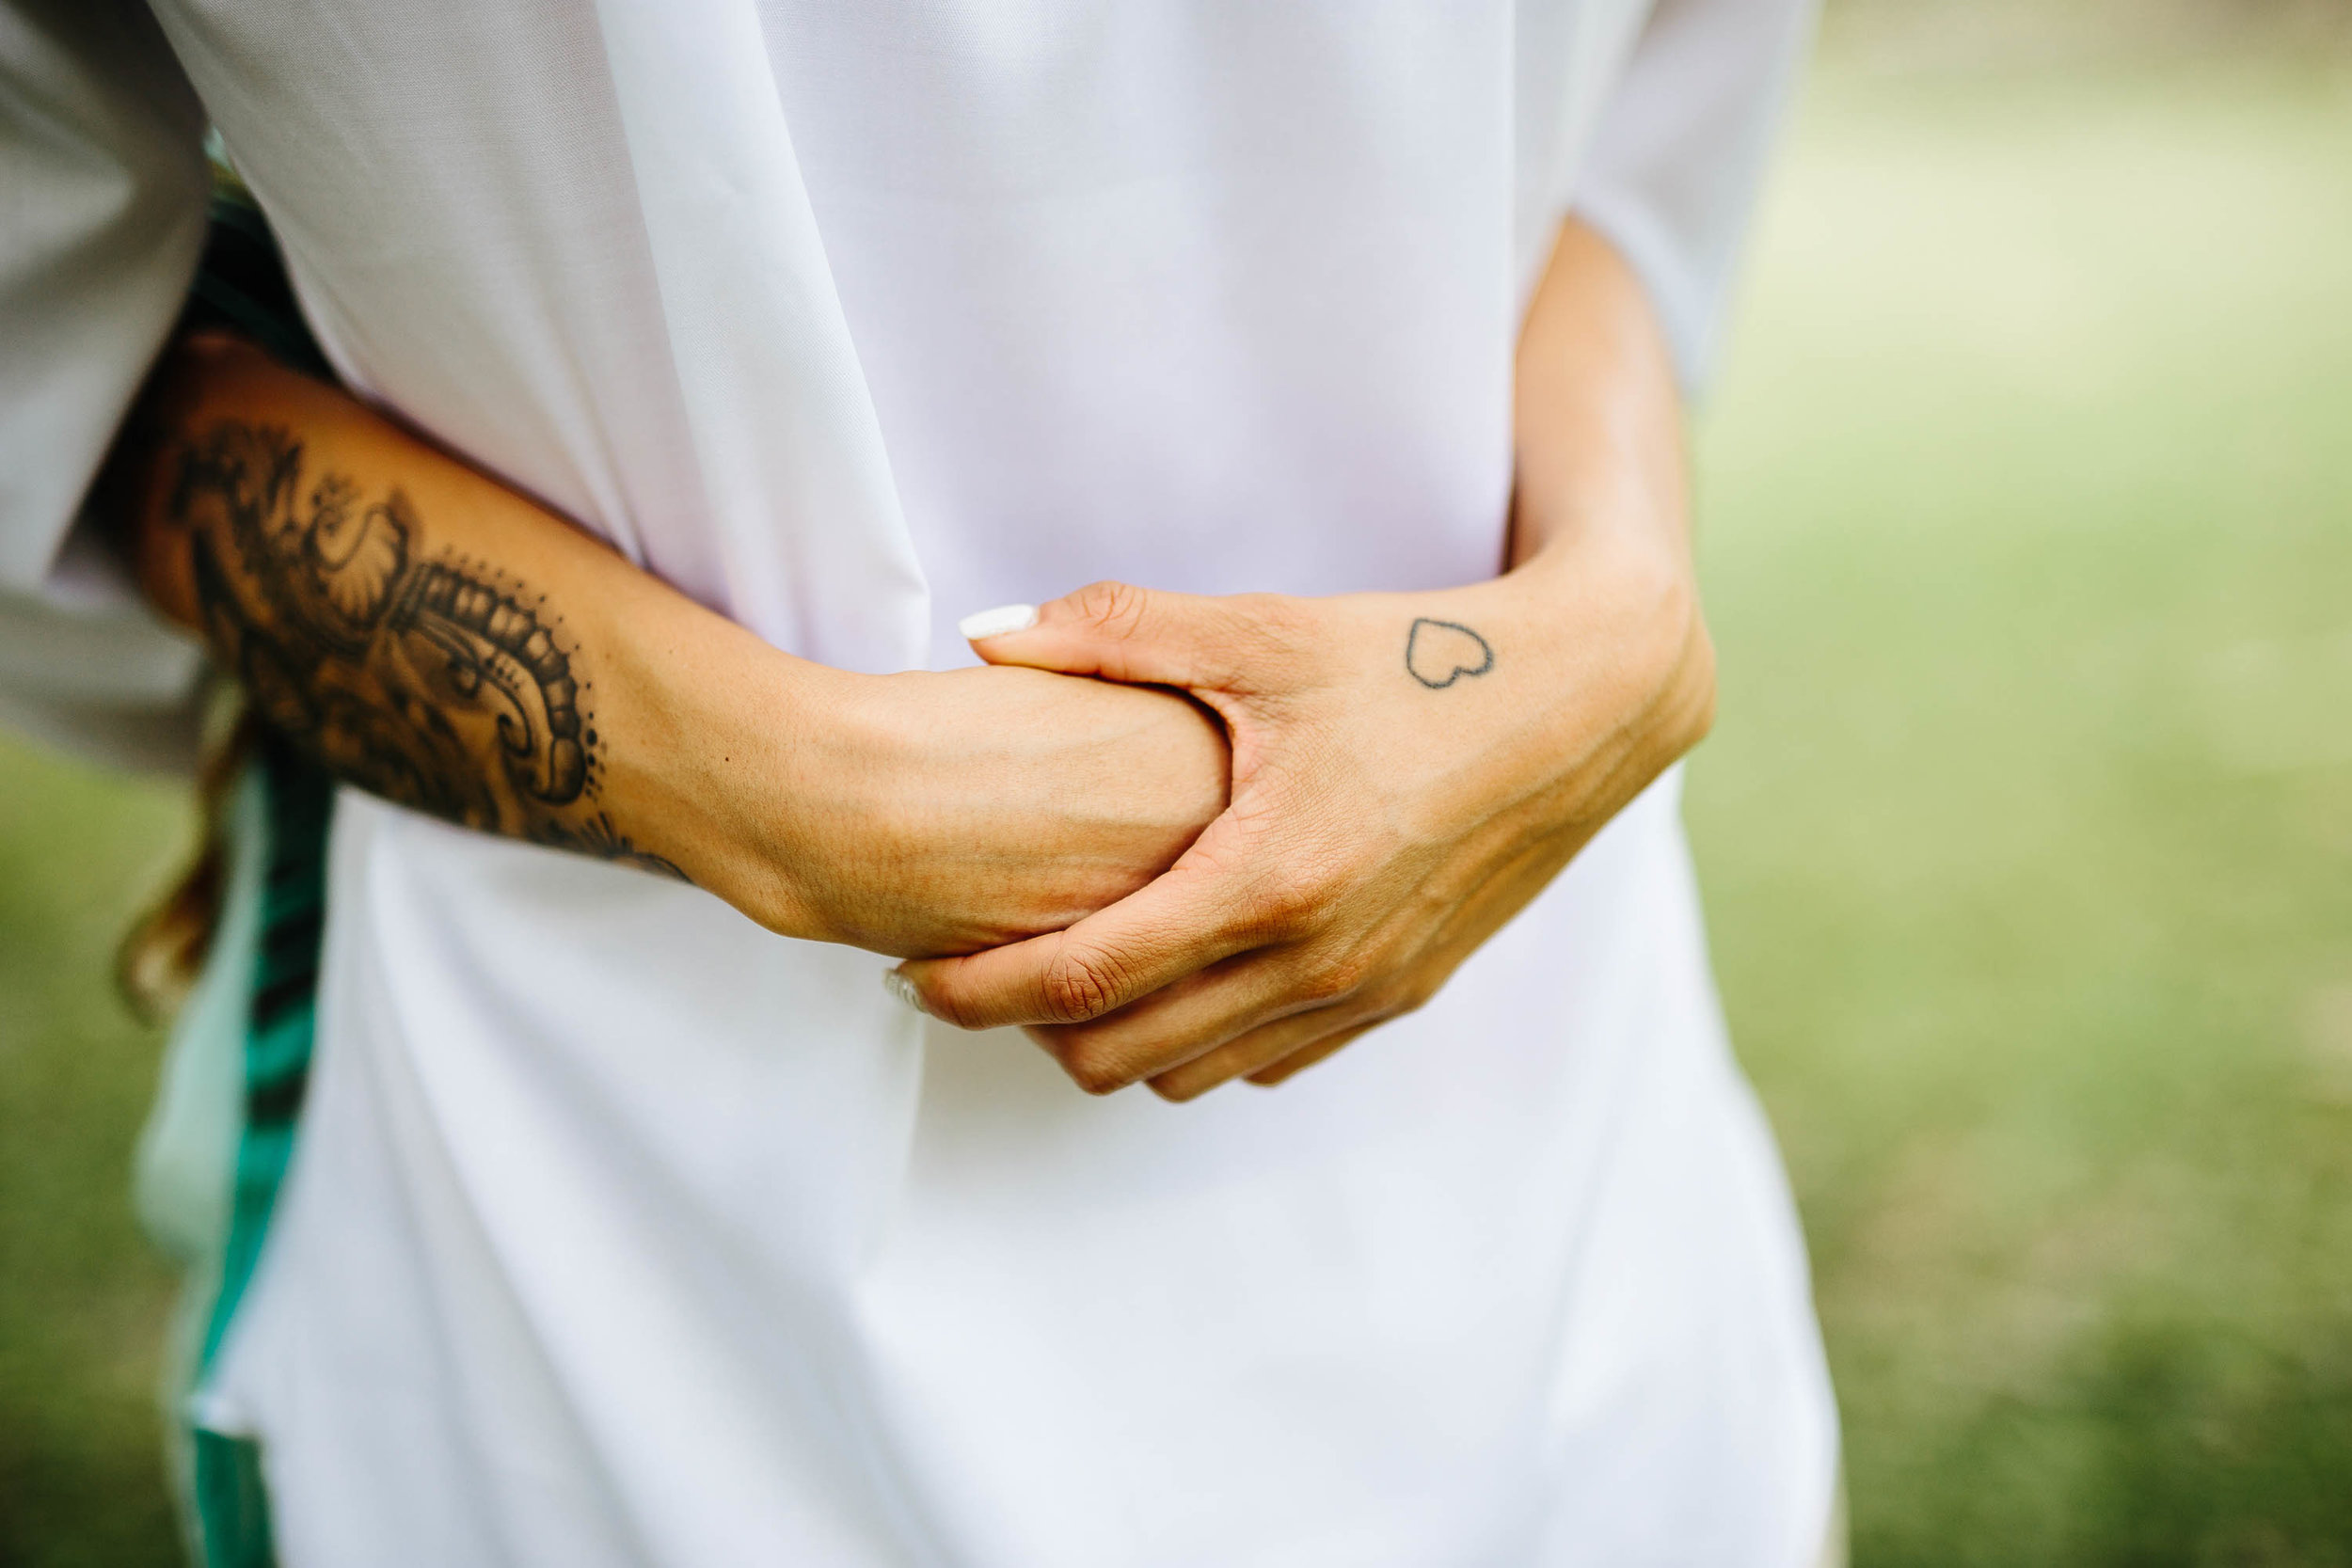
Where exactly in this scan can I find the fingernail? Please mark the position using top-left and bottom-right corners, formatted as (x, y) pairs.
(882, 969), (928, 1016)
(958, 603), (1038, 641)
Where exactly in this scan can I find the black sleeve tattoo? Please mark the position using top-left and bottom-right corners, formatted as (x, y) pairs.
(171, 421), (686, 879)
(1405, 617), (1495, 689)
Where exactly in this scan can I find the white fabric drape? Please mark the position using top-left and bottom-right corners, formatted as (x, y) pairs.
(2, 3), (1836, 1562)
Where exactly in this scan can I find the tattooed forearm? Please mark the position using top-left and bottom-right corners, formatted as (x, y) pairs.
(1405, 618), (1494, 689)
(171, 420), (686, 879)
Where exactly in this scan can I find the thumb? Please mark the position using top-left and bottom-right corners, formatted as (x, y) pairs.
(959, 581), (1253, 691)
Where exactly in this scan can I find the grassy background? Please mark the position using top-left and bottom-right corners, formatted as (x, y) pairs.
(3, 25), (2350, 1568)
(0, 752), (187, 1564)
(1688, 33), (2352, 1568)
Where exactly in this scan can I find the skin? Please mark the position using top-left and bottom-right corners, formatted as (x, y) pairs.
(107, 332), (1230, 958)
(110, 215), (1703, 1102)
(894, 217), (1716, 1098)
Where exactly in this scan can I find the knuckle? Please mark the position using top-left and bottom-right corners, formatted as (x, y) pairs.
(1063, 1042), (1136, 1096)
(1297, 953), (1372, 1006)
(1148, 1070), (1207, 1103)
(1383, 971), (1443, 1020)
(1387, 984), (1435, 1020)
(1254, 857), (1343, 936)
(1072, 580), (1152, 641)
(1040, 941), (1127, 1023)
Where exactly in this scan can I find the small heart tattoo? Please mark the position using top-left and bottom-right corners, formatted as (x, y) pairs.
(1405, 618), (1495, 689)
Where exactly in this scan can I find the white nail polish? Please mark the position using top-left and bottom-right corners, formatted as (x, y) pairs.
(958, 603), (1038, 641)
(882, 969), (927, 1016)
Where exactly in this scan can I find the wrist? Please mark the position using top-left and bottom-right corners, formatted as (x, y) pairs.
(589, 601), (854, 936)
(1506, 519), (1716, 763)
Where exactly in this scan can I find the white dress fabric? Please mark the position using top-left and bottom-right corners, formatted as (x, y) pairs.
(0, 1), (1836, 1563)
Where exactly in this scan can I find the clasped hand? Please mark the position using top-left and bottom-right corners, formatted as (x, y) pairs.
(894, 531), (1716, 1100)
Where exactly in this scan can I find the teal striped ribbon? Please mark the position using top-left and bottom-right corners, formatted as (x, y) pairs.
(191, 736), (333, 1568)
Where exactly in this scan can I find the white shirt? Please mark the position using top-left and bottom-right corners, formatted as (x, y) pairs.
(0, 2), (1836, 1563)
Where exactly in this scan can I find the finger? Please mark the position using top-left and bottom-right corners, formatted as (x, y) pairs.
(957, 580), (1263, 692)
(1025, 942), (1344, 1092)
(1242, 1025), (1375, 1088)
(894, 847), (1279, 1051)
(1151, 1014), (1381, 1101)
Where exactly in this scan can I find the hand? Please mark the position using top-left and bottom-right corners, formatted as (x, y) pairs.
(707, 660), (1229, 958)
(113, 337), (1225, 956)
(890, 530), (1715, 1097)
(889, 214), (1702, 1095)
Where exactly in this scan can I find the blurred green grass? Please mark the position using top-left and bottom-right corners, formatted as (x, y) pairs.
(3, 40), (2350, 1568)
(1688, 49), (2352, 1566)
(0, 752), (188, 1564)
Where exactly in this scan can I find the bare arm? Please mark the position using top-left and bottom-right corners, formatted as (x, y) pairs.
(104, 329), (1227, 954)
(896, 218), (1712, 1095)
(1510, 219), (1700, 590)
